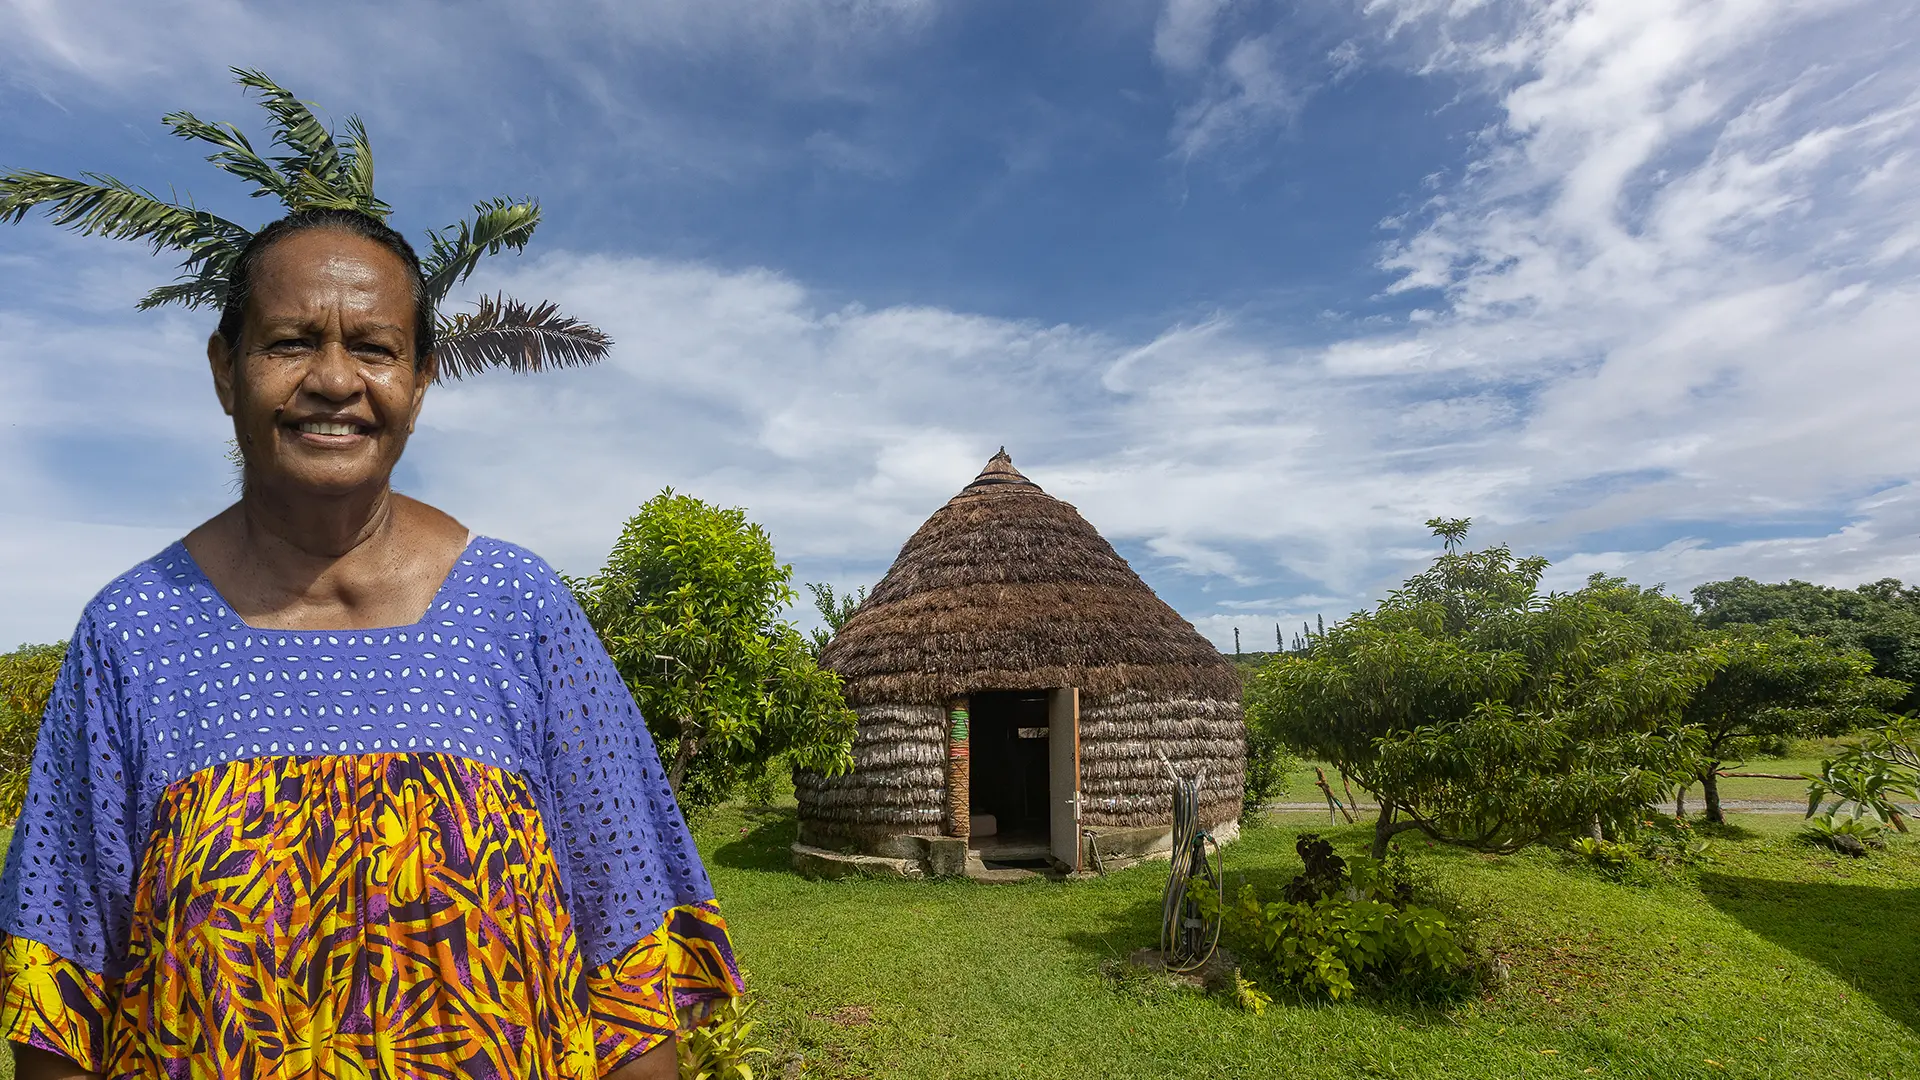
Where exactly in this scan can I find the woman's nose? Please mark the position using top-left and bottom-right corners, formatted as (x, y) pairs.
(304, 340), (363, 399)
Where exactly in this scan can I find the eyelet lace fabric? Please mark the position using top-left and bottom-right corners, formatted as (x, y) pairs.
(0, 538), (741, 1077)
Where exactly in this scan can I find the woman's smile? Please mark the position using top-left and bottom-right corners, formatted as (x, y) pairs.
(287, 415), (375, 444)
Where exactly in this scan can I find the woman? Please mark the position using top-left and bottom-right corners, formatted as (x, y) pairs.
(0, 209), (741, 1079)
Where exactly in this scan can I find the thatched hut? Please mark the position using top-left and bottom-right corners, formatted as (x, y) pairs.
(795, 450), (1244, 878)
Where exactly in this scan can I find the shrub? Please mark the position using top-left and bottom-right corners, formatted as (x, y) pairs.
(1570, 836), (1640, 875)
(1567, 818), (1711, 884)
(1209, 835), (1470, 1001)
(1240, 719), (1299, 822)
(1630, 815), (1713, 869)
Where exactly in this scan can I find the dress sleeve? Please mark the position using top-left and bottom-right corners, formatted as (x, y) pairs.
(531, 571), (744, 1073)
(0, 617), (140, 1070)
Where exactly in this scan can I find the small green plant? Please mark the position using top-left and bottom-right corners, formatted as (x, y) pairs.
(679, 995), (773, 1080)
(1805, 721), (1920, 831)
(1229, 968), (1272, 1015)
(1801, 810), (1888, 856)
(1568, 818), (1712, 884)
(1631, 816), (1713, 868)
(1571, 836), (1636, 869)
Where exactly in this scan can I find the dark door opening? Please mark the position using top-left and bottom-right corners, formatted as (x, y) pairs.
(969, 690), (1051, 858)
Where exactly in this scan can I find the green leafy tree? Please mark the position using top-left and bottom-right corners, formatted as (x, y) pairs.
(571, 490), (857, 810)
(1682, 626), (1904, 823)
(0, 68), (609, 378)
(1694, 576), (1920, 712)
(1581, 573), (1700, 652)
(805, 581), (868, 657)
(0, 642), (66, 823)
(1248, 519), (1710, 858)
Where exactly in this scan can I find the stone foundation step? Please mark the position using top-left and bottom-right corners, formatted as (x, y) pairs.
(790, 843), (923, 880)
(964, 853), (1042, 884)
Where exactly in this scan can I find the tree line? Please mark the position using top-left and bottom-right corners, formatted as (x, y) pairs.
(1245, 518), (1918, 857)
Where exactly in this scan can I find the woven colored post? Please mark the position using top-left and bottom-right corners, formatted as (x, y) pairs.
(946, 696), (970, 842)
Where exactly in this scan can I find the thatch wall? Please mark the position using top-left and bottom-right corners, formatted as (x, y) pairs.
(1078, 691), (1243, 828)
(794, 703), (946, 834)
(801, 450), (1245, 848)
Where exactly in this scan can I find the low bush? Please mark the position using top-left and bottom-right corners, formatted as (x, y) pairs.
(1567, 817), (1713, 884)
(1207, 835), (1471, 1001)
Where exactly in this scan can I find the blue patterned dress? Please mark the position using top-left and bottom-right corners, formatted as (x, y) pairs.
(0, 537), (742, 1078)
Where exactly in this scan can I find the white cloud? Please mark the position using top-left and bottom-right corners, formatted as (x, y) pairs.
(1151, 1), (1301, 160)
(5, 0), (1920, 657)
(1154, 0), (1234, 74)
(0, 0), (940, 191)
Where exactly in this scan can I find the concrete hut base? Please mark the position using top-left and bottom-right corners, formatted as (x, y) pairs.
(789, 818), (1242, 881)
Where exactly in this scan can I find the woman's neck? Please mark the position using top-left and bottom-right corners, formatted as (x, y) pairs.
(238, 478), (396, 561)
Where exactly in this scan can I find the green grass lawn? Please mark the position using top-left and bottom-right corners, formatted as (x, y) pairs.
(697, 807), (1920, 1080)
(5, 809), (1916, 1080)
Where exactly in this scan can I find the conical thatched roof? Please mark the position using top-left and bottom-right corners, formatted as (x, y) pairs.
(821, 450), (1238, 705)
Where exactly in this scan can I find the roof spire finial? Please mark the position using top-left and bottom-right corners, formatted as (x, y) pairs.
(966, 446), (1036, 491)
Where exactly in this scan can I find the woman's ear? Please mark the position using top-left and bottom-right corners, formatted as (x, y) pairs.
(208, 332), (237, 416)
(409, 351), (438, 432)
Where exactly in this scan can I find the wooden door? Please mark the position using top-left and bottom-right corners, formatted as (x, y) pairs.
(1048, 687), (1081, 871)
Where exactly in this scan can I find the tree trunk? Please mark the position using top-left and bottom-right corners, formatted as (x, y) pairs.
(1701, 764), (1724, 824)
(1675, 783), (1687, 818)
(1371, 801), (1421, 859)
(666, 717), (702, 796)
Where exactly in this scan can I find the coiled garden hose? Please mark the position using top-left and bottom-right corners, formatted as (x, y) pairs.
(1159, 758), (1224, 975)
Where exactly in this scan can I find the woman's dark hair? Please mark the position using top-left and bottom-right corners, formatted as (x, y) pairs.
(216, 208), (436, 367)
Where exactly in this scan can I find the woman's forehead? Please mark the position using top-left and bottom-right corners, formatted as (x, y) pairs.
(250, 229), (413, 309)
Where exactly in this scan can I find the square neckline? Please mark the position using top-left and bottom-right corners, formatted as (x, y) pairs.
(170, 533), (480, 634)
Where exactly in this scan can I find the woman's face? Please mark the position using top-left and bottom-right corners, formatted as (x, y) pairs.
(209, 228), (434, 501)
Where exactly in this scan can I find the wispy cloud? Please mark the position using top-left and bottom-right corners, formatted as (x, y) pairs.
(3, 0), (1917, 654)
(1151, 0), (1301, 160)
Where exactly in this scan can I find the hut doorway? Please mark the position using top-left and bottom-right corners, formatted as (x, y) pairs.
(966, 688), (1080, 870)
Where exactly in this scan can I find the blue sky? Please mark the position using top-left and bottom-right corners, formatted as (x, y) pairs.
(3, 0), (1919, 650)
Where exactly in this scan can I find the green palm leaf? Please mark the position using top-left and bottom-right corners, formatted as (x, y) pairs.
(230, 68), (344, 194)
(159, 111), (290, 203)
(338, 116), (381, 211)
(422, 199), (542, 302)
(434, 294), (613, 380)
(4, 69), (605, 376)
(0, 170), (251, 310)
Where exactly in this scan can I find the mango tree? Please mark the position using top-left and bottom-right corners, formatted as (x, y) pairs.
(1248, 519), (1710, 858)
(1682, 625), (1903, 822)
(571, 491), (857, 810)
